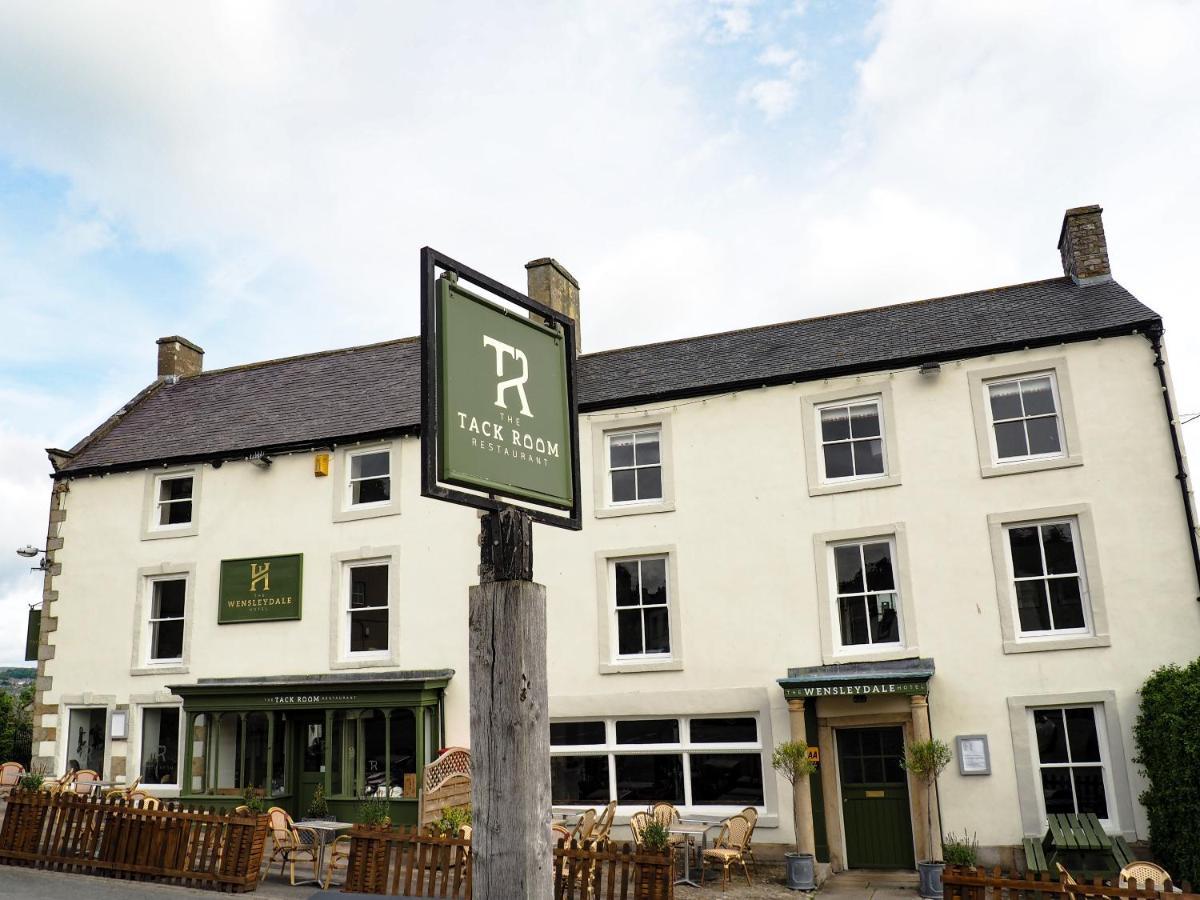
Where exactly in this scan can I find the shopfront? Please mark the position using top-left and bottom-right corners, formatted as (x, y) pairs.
(169, 670), (452, 823)
(778, 659), (936, 872)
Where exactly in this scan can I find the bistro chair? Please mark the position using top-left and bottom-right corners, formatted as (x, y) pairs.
(1120, 861), (1175, 890)
(570, 807), (597, 844)
(266, 806), (320, 885)
(740, 807), (760, 872)
(551, 822), (573, 845)
(0, 762), (24, 797)
(323, 834), (353, 889)
(628, 811), (651, 849)
(41, 768), (75, 794)
(700, 814), (753, 892)
(591, 801), (617, 847)
(69, 769), (101, 797)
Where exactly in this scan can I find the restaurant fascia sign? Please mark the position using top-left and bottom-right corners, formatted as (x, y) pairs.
(218, 553), (303, 624)
(785, 681), (929, 699)
(420, 248), (581, 529)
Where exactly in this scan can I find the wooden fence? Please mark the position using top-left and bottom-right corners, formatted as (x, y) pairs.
(945, 865), (1198, 899)
(0, 788), (268, 893)
(344, 825), (674, 899)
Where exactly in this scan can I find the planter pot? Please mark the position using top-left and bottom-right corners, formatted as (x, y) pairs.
(785, 852), (816, 891)
(917, 860), (944, 899)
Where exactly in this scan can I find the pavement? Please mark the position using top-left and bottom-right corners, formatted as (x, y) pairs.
(0, 865), (921, 898)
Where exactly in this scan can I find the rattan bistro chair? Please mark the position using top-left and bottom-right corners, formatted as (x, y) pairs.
(323, 835), (353, 889)
(570, 808), (597, 844)
(68, 769), (101, 797)
(591, 801), (617, 847)
(701, 814), (753, 893)
(0, 762), (24, 798)
(266, 806), (320, 886)
(739, 807), (760, 872)
(628, 811), (650, 849)
(1120, 861), (1177, 891)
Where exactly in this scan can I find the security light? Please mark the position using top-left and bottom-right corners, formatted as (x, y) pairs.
(919, 361), (942, 377)
(16, 545), (43, 558)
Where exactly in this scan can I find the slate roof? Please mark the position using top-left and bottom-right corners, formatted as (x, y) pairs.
(58, 275), (1159, 476)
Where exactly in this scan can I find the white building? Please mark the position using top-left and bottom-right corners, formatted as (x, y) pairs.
(28, 206), (1200, 869)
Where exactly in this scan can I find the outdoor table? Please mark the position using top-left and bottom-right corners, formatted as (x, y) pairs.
(1022, 812), (1136, 881)
(295, 819), (353, 887)
(670, 821), (716, 888)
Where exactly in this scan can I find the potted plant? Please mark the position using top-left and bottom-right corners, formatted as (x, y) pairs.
(358, 794), (393, 830)
(637, 819), (673, 899)
(771, 740), (818, 890)
(430, 804), (470, 837)
(304, 784), (331, 820)
(902, 739), (952, 899)
(941, 832), (978, 872)
(240, 786), (266, 815)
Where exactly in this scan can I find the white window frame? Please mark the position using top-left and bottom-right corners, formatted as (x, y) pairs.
(987, 504), (1110, 654)
(591, 413), (675, 519)
(346, 447), (392, 509)
(332, 442), (401, 523)
(344, 559), (391, 660)
(146, 575), (188, 665)
(815, 397), (889, 484)
(1003, 518), (1092, 640)
(1028, 704), (1117, 833)
(153, 473), (195, 530)
(594, 546), (683, 674)
(967, 358), (1083, 479)
(137, 704), (185, 792)
(141, 468), (201, 540)
(610, 555), (672, 663)
(549, 715), (765, 816)
(604, 427), (664, 507)
(828, 537), (904, 654)
(801, 384), (901, 497)
(130, 564), (195, 676)
(984, 371), (1067, 465)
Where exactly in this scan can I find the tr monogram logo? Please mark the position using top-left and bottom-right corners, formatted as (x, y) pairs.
(482, 335), (534, 417)
(249, 562), (271, 592)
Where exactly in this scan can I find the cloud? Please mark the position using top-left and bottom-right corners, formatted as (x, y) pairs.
(740, 78), (799, 120)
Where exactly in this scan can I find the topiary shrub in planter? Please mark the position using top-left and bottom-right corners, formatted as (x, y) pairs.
(771, 740), (818, 891)
(1134, 657), (1200, 885)
(902, 739), (952, 899)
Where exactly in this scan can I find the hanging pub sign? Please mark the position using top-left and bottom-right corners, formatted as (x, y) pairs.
(218, 553), (303, 624)
(420, 247), (581, 530)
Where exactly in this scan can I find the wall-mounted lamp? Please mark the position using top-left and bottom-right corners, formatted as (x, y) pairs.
(919, 361), (942, 377)
(15, 546), (49, 572)
(249, 452), (273, 469)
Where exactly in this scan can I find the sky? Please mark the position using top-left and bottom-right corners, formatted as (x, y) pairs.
(2, 0), (1199, 666)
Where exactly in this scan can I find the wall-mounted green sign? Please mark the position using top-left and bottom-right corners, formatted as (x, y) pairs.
(218, 554), (303, 624)
(437, 276), (574, 509)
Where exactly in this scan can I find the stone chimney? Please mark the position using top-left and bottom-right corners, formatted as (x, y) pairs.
(1058, 205), (1112, 286)
(525, 258), (581, 353)
(156, 335), (204, 379)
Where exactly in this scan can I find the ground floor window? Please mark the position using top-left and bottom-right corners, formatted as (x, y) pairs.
(1032, 705), (1111, 820)
(329, 707), (418, 799)
(140, 707), (180, 787)
(550, 715), (764, 809)
(190, 710), (287, 796)
(66, 707), (106, 774)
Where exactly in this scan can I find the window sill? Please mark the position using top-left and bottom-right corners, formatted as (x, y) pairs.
(599, 658), (683, 675)
(1002, 634), (1111, 654)
(981, 453), (1083, 479)
(141, 525), (199, 541)
(824, 646), (919, 666)
(331, 654), (398, 670)
(594, 499), (675, 519)
(809, 473), (901, 497)
(333, 502), (400, 524)
(131, 664), (189, 676)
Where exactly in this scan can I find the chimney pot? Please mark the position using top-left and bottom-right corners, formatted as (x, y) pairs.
(1057, 205), (1112, 286)
(156, 335), (204, 379)
(525, 258), (581, 352)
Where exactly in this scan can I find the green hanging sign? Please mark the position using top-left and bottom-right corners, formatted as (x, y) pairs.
(421, 248), (581, 529)
(218, 554), (303, 624)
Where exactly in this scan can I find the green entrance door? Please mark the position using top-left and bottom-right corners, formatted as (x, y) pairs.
(294, 714), (326, 817)
(838, 726), (915, 869)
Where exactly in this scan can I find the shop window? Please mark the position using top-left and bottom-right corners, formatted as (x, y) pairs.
(612, 556), (670, 659)
(986, 373), (1065, 462)
(153, 474), (194, 528)
(830, 539), (902, 650)
(816, 398), (887, 482)
(244, 713), (269, 791)
(148, 578), (186, 663)
(66, 707), (107, 775)
(271, 713), (288, 796)
(1032, 706), (1111, 821)
(389, 710), (417, 798)
(140, 707), (180, 787)
(329, 708), (419, 799)
(550, 715), (764, 810)
(606, 429), (662, 504)
(348, 449), (391, 506)
(347, 563), (389, 655)
(1006, 520), (1090, 638)
(363, 710), (387, 796)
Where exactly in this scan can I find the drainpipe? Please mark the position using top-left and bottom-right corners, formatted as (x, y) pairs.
(1146, 325), (1200, 601)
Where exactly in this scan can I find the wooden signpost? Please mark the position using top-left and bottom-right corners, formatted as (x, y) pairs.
(421, 248), (581, 899)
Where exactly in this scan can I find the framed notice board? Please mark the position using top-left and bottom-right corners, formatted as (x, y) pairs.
(218, 554), (303, 624)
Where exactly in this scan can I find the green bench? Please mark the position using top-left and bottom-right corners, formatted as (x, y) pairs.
(1022, 813), (1136, 879)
